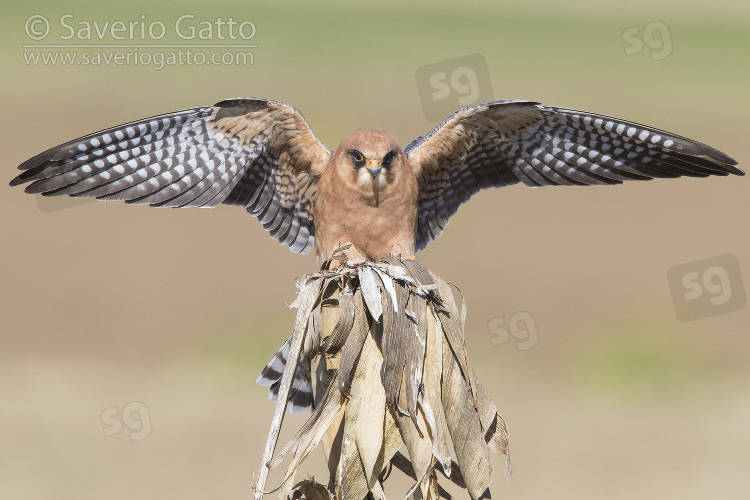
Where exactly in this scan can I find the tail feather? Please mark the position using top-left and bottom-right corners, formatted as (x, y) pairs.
(256, 336), (314, 414)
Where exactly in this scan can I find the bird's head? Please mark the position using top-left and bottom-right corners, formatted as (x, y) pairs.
(332, 130), (407, 205)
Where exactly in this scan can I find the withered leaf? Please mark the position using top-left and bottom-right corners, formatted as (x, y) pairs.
(380, 281), (411, 411)
(322, 291), (355, 353)
(358, 267), (383, 323)
(440, 331), (492, 500)
(433, 277), (476, 404)
(336, 292), (369, 397)
(257, 257), (509, 500)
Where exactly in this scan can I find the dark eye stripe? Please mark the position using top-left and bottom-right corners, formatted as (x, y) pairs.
(383, 150), (397, 168)
(348, 149), (366, 168)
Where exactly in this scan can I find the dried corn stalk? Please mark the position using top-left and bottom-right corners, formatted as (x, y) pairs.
(255, 257), (510, 500)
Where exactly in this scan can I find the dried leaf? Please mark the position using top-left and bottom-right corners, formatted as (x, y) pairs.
(257, 258), (509, 500)
(256, 275), (321, 500)
(322, 291), (355, 353)
(381, 282), (411, 412)
(337, 334), (385, 500)
(350, 334), (386, 487)
(319, 280), (340, 340)
(433, 277), (476, 405)
(270, 380), (347, 497)
(305, 300), (322, 356)
(399, 259), (435, 287)
(473, 375), (511, 478)
(373, 266), (399, 315)
(440, 331), (492, 500)
(330, 331), (404, 500)
(405, 469), (440, 500)
(358, 267), (383, 323)
(395, 449), (467, 492)
(449, 283), (467, 332)
(392, 379), (434, 489)
(336, 292), (369, 397)
(438, 460), (466, 489)
(404, 293), (428, 424)
(337, 431), (369, 500)
(421, 307), (451, 476)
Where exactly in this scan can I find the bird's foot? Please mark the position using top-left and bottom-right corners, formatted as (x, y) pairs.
(386, 252), (416, 260)
(325, 242), (367, 270)
(386, 243), (415, 261)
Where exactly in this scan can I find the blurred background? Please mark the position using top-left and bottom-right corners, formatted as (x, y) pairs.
(2, 0), (749, 498)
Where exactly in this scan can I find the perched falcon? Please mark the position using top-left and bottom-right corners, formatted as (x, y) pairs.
(10, 98), (744, 499)
(11, 97), (742, 266)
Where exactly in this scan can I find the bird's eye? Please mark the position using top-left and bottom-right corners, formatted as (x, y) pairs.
(349, 150), (366, 168)
(382, 151), (397, 169)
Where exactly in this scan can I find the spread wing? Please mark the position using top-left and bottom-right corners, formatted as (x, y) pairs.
(10, 98), (331, 254)
(405, 100), (743, 251)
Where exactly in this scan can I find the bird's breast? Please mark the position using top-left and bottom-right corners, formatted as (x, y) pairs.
(314, 172), (418, 263)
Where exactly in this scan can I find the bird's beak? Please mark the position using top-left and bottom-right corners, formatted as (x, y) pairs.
(366, 160), (381, 178)
(367, 160), (382, 206)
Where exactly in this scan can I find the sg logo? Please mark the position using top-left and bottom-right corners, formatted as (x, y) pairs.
(622, 21), (673, 61)
(430, 67), (480, 107)
(101, 401), (152, 442)
(668, 254), (746, 322)
(415, 54), (494, 122)
(487, 311), (539, 351)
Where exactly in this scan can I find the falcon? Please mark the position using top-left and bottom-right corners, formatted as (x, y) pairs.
(10, 98), (744, 499)
(11, 98), (742, 265)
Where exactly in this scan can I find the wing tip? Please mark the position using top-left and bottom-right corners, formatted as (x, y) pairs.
(13, 152), (55, 185)
(17, 154), (50, 173)
(688, 143), (741, 173)
(710, 152), (743, 175)
(676, 144), (743, 176)
(720, 156), (744, 175)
